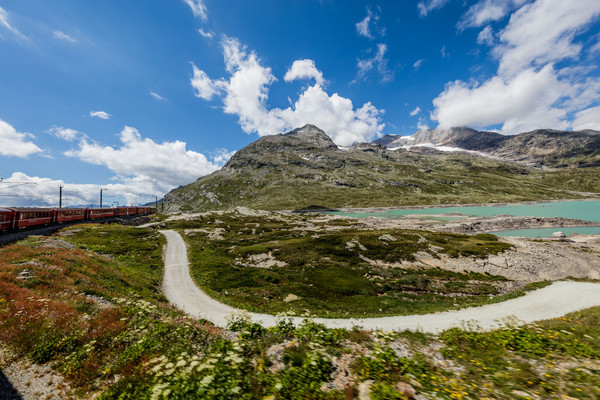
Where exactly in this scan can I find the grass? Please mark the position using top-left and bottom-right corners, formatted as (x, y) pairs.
(167, 212), (520, 318)
(1, 222), (599, 398)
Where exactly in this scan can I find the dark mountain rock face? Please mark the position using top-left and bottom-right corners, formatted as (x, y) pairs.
(283, 124), (338, 149)
(223, 124), (342, 172)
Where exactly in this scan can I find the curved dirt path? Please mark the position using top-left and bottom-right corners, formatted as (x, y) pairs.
(160, 230), (600, 333)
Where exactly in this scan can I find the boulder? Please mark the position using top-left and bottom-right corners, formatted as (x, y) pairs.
(395, 382), (417, 398)
(378, 234), (398, 242)
(358, 380), (374, 400)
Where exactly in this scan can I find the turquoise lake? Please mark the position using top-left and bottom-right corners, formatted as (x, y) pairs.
(331, 200), (600, 237)
(332, 200), (600, 221)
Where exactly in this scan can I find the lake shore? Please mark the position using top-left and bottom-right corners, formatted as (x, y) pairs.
(334, 197), (600, 213)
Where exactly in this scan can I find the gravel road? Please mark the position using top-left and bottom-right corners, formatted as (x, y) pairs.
(160, 230), (600, 333)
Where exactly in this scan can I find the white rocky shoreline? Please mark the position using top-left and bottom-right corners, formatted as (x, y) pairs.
(332, 196), (600, 213)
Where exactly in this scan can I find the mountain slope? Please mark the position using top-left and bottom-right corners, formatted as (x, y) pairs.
(164, 125), (600, 212)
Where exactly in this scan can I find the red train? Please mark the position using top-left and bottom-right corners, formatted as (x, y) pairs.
(0, 206), (155, 232)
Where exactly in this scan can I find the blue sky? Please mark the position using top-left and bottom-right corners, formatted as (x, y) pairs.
(1, 0), (599, 206)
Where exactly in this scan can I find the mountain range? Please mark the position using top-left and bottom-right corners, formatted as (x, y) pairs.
(163, 125), (600, 212)
(375, 127), (600, 168)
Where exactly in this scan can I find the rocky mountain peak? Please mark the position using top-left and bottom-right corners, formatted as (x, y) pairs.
(283, 124), (338, 149)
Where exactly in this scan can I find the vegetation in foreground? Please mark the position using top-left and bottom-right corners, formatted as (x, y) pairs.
(167, 211), (523, 318)
(0, 223), (599, 399)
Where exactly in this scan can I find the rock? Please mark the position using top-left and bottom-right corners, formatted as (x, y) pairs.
(511, 390), (533, 398)
(378, 234), (398, 242)
(236, 252), (287, 269)
(413, 251), (432, 261)
(358, 380), (374, 400)
(346, 240), (367, 251)
(16, 269), (34, 280)
(395, 382), (417, 399)
(284, 294), (299, 303)
(488, 255), (508, 268)
(552, 231), (566, 238)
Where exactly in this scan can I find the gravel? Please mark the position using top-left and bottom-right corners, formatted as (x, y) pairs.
(0, 346), (76, 400)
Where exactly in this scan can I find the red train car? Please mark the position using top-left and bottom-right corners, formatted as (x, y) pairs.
(137, 206), (155, 215)
(115, 206), (137, 216)
(0, 204), (154, 234)
(86, 208), (116, 220)
(0, 208), (15, 231)
(8, 208), (55, 229)
(55, 208), (87, 223)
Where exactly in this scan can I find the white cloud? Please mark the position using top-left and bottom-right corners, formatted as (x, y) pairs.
(49, 126), (81, 141)
(355, 43), (392, 83)
(0, 6), (27, 41)
(413, 59), (425, 70)
(90, 111), (111, 120)
(441, 45), (448, 58)
(276, 85), (384, 145)
(191, 36), (385, 146)
(0, 118), (42, 157)
(410, 106), (421, 116)
(495, 0), (600, 77)
(183, 0), (207, 21)
(572, 106), (600, 131)
(356, 9), (373, 39)
(355, 6), (385, 39)
(53, 30), (77, 43)
(284, 59), (325, 86)
(477, 26), (495, 46)
(356, 7), (380, 39)
(0, 171), (158, 207)
(458, 0), (528, 30)
(198, 28), (214, 39)
(65, 126), (226, 195)
(431, 1), (600, 134)
(417, 0), (451, 17)
(211, 148), (236, 165)
(432, 65), (573, 134)
(191, 63), (226, 100)
(150, 91), (168, 101)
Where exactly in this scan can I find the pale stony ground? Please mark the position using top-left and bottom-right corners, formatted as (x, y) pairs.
(0, 346), (76, 400)
(397, 235), (600, 283)
(160, 229), (600, 333)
